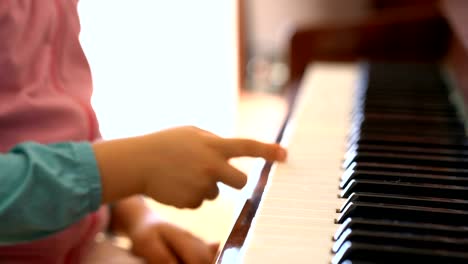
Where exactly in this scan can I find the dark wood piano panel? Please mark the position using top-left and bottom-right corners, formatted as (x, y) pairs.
(288, 2), (450, 85)
(216, 1), (468, 263)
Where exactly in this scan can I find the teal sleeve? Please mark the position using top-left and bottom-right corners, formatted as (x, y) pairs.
(0, 141), (102, 245)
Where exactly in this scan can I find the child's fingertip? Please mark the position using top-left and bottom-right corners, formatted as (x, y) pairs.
(277, 146), (287, 161)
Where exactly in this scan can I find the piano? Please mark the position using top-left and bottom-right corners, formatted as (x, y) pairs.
(217, 1), (468, 263)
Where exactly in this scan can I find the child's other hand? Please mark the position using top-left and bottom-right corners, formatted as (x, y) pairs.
(95, 126), (287, 208)
(129, 219), (219, 264)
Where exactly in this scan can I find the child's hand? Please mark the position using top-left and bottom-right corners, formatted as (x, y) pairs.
(129, 219), (219, 264)
(94, 126), (287, 208)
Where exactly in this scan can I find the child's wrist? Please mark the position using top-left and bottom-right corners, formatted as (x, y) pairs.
(92, 139), (143, 203)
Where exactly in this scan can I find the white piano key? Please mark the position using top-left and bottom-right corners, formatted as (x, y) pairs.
(241, 63), (358, 264)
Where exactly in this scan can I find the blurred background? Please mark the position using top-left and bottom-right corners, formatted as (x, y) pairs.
(78, 1), (238, 140)
(243, 0), (370, 92)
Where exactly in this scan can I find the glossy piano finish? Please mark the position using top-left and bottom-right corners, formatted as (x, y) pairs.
(216, 86), (297, 263)
(287, 3), (450, 87)
(215, 162), (275, 263)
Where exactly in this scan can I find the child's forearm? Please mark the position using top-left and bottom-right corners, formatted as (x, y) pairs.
(92, 137), (145, 204)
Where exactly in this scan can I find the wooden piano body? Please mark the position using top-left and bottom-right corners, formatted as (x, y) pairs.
(217, 0), (468, 263)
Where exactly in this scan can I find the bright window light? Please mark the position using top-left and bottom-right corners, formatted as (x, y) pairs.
(78, 1), (238, 140)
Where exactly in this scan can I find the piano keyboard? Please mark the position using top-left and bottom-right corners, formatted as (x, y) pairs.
(240, 62), (468, 263)
(240, 63), (356, 263)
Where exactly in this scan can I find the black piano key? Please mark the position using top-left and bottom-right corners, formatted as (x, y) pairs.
(359, 99), (455, 110)
(365, 84), (448, 91)
(338, 193), (468, 213)
(347, 133), (468, 150)
(348, 161), (468, 177)
(348, 120), (466, 138)
(354, 100), (457, 111)
(332, 242), (468, 264)
(333, 218), (468, 242)
(356, 105), (458, 115)
(355, 101), (457, 113)
(340, 179), (468, 200)
(340, 169), (468, 189)
(342, 151), (468, 170)
(329, 62), (468, 263)
(343, 144), (468, 162)
(336, 202), (468, 226)
(357, 105), (457, 115)
(350, 118), (465, 133)
(332, 228), (468, 254)
(366, 82), (448, 90)
(354, 93), (449, 102)
(358, 112), (462, 124)
(345, 143), (468, 157)
(348, 124), (465, 139)
(353, 101), (460, 113)
(366, 87), (449, 95)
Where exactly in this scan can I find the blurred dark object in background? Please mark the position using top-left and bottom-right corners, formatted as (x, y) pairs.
(239, 0), (449, 93)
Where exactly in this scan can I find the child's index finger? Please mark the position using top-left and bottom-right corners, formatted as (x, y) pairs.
(219, 138), (287, 162)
